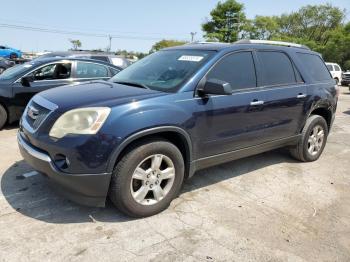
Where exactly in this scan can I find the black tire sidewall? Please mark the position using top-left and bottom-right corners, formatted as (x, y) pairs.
(0, 104), (7, 129)
(302, 116), (328, 161)
(111, 140), (184, 217)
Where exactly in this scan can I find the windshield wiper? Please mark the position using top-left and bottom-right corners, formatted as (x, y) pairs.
(113, 81), (149, 89)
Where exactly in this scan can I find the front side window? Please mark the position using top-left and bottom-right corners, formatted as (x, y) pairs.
(257, 51), (296, 86)
(110, 50), (214, 92)
(76, 62), (109, 78)
(334, 65), (341, 71)
(206, 52), (257, 90)
(33, 63), (72, 81)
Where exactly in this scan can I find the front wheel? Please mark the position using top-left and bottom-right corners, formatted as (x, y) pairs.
(109, 139), (185, 217)
(290, 115), (328, 162)
(0, 67), (5, 74)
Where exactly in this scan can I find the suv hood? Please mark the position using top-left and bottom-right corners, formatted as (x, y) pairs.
(38, 81), (165, 111)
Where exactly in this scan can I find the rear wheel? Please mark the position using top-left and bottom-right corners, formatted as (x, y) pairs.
(9, 53), (18, 59)
(0, 104), (8, 130)
(109, 139), (185, 217)
(290, 115), (328, 162)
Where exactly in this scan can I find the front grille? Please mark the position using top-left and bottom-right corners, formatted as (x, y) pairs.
(343, 74), (350, 81)
(25, 101), (51, 130)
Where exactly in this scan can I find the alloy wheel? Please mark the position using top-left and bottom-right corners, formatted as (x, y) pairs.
(307, 125), (325, 156)
(130, 154), (175, 205)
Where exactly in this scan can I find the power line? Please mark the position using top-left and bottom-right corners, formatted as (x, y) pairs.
(0, 23), (187, 41)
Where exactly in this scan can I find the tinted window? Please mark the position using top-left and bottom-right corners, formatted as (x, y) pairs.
(76, 62), (109, 78)
(109, 67), (120, 76)
(206, 52), (256, 90)
(257, 51), (296, 86)
(33, 63), (71, 80)
(297, 53), (332, 81)
(334, 65), (341, 71)
(326, 64), (333, 71)
(91, 56), (109, 62)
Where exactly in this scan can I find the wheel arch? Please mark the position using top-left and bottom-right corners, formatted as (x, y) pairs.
(107, 126), (193, 178)
(309, 106), (333, 130)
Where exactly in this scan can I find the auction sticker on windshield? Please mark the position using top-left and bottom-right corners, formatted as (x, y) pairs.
(178, 55), (204, 62)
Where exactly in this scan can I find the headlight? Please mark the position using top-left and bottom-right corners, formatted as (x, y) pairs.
(49, 107), (111, 139)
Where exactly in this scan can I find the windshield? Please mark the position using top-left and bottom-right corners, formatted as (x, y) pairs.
(0, 62), (36, 80)
(109, 50), (214, 92)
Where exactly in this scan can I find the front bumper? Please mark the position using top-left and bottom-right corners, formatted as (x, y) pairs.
(341, 79), (350, 86)
(17, 132), (111, 207)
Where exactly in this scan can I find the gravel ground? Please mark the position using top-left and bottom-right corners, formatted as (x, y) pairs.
(0, 86), (350, 262)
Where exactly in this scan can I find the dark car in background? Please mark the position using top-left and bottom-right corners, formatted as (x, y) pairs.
(17, 40), (337, 217)
(0, 57), (122, 129)
(0, 57), (15, 74)
(36, 51), (131, 69)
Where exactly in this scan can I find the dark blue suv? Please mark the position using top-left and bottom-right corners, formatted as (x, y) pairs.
(17, 40), (337, 217)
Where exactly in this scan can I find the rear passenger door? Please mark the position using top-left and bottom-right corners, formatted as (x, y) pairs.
(255, 50), (307, 141)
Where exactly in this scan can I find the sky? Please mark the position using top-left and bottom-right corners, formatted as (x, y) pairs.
(0, 0), (348, 53)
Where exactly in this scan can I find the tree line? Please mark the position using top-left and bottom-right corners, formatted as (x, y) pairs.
(153, 1), (350, 70)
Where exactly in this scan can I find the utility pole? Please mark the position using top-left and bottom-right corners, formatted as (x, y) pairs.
(190, 32), (197, 42)
(108, 35), (112, 53)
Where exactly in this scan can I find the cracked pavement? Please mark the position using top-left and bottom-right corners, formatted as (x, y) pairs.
(1, 86), (350, 261)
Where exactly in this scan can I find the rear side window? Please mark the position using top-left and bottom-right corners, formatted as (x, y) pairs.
(297, 53), (331, 81)
(76, 62), (109, 78)
(257, 51), (296, 86)
(207, 52), (256, 90)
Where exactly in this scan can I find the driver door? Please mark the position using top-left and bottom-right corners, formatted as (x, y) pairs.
(12, 62), (73, 108)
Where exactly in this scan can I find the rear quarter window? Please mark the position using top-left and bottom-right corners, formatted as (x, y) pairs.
(297, 53), (332, 82)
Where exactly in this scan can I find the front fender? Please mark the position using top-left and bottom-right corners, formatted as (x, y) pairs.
(103, 99), (193, 173)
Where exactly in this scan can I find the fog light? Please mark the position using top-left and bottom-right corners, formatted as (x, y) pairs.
(54, 154), (70, 170)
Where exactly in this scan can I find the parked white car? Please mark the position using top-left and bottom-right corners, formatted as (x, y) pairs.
(326, 62), (342, 85)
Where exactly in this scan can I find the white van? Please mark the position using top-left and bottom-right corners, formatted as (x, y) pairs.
(326, 62), (342, 85)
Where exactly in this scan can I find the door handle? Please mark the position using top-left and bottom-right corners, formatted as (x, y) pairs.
(297, 93), (307, 99)
(250, 100), (264, 106)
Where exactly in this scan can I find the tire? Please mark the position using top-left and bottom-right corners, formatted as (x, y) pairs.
(290, 115), (328, 162)
(9, 53), (18, 59)
(109, 139), (185, 217)
(0, 67), (5, 74)
(0, 104), (8, 130)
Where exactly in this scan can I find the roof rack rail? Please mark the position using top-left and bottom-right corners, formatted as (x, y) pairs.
(189, 41), (229, 45)
(235, 39), (310, 50)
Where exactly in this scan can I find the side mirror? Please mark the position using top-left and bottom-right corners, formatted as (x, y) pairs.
(198, 79), (233, 96)
(21, 75), (34, 87)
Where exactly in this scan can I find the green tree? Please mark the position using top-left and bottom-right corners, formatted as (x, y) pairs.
(249, 16), (279, 40)
(150, 40), (187, 53)
(202, 0), (246, 42)
(69, 39), (82, 50)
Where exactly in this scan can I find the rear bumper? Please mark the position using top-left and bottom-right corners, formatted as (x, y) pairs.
(17, 132), (111, 207)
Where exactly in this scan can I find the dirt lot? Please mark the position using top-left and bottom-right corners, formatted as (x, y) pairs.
(0, 86), (350, 262)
